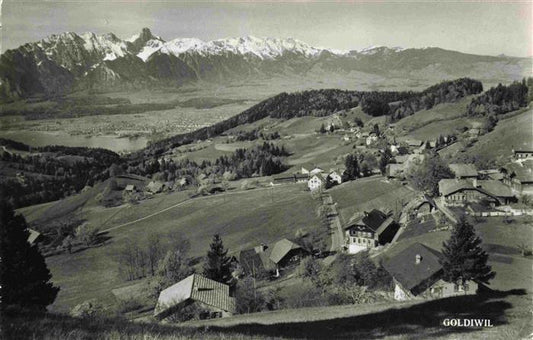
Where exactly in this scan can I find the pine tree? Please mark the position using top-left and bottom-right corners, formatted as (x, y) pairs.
(0, 201), (59, 311)
(440, 216), (495, 287)
(203, 234), (232, 284)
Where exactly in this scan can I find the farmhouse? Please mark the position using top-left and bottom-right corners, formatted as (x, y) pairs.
(449, 163), (478, 179)
(438, 179), (499, 207)
(271, 173), (308, 186)
(124, 184), (136, 193)
(269, 239), (308, 275)
(237, 244), (273, 278)
(300, 164), (315, 175)
(383, 243), (478, 301)
(386, 163), (404, 179)
(477, 180), (516, 205)
(514, 149), (533, 160)
(344, 209), (399, 254)
(394, 155), (409, 164)
(308, 174), (326, 191)
(500, 160), (533, 195)
(154, 274), (235, 321)
(145, 180), (164, 194)
(327, 170), (343, 185)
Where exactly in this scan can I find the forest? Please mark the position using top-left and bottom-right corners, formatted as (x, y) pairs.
(466, 79), (531, 116)
(142, 78), (481, 157)
(0, 144), (121, 208)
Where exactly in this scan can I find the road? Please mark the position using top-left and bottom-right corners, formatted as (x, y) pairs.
(322, 193), (344, 253)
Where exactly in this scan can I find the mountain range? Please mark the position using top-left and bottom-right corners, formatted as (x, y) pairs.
(1, 27), (531, 102)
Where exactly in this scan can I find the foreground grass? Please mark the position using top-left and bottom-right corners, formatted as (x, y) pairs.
(5, 288), (531, 339)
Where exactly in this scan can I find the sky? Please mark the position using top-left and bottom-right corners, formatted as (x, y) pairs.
(1, 1), (532, 57)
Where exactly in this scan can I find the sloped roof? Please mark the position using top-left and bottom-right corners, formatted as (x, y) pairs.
(154, 274), (235, 319)
(146, 180), (164, 193)
(438, 179), (473, 196)
(309, 173), (326, 182)
(239, 249), (267, 275)
(383, 243), (443, 293)
(269, 239), (303, 264)
(27, 229), (41, 245)
(478, 180), (514, 198)
(503, 160), (533, 183)
(125, 184), (135, 191)
(362, 209), (389, 231)
(449, 163), (478, 178)
(394, 155), (409, 164)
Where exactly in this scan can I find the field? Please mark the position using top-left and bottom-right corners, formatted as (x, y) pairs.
(329, 177), (418, 224)
(28, 183), (322, 312)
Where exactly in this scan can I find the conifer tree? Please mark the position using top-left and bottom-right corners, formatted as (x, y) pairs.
(440, 216), (495, 287)
(0, 201), (59, 310)
(203, 234), (232, 284)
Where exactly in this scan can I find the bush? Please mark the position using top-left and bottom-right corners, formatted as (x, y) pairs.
(75, 223), (100, 246)
(235, 276), (266, 314)
(116, 296), (143, 314)
(70, 299), (108, 318)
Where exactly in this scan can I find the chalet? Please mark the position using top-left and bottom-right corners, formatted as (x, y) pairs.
(269, 239), (308, 275)
(327, 170), (343, 185)
(300, 164), (315, 175)
(145, 180), (164, 194)
(405, 139), (423, 148)
(124, 184), (136, 193)
(383, 243), (478, 301)
(513, 149), (533, 160)
(308, 174), (326, 191)
(449, 163), (478, 179)
(438, 179), (499, 207)
(154, 274), (235, 321)
(344, 209), (399, 254)
(366, 134), (379, 146)
(270, 173), (308, 186)
(386, 163), (404, 178)
(500, 160), (533, 195)
(238, 244), (273, 278)
(478, 180), (516, 205)
(310, 167), (324, 176)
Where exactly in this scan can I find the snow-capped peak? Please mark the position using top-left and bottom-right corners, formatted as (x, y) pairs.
(358, 45), (404, 55)
(141, 35), (330, 61)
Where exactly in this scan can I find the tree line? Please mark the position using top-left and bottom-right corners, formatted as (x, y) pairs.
(466, 78), (530, 116)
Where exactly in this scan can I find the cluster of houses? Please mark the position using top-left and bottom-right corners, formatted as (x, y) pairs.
(153, 238), (310, 321)
(270, 164), (343, 192)
(438, 154), (533, 210)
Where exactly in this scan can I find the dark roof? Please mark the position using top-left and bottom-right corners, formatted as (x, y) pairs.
(269, 239), (304, 264)
(438, 179), (497, 199)
(449, 163), (478, 178)
(154, 274), (235, 319)
(503, 160), (533, 183)
(239, 249), (267, 275)
(362, 209), (389, 231)
(478, 180), (514, 198)
(345, 209), (393, 236)
(383, 243), (443, 293)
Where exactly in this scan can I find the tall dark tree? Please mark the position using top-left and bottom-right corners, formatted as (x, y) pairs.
(0, 202), (59, 311)
(440, 217), (495, 287)
(343, 153), (360, 181)
(379, 148), (392, 175)
(203, 234), (232, 284)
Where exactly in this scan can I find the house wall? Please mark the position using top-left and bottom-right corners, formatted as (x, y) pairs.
(394, 281), (413, 301)
(345, 229), (376, 254)
(308, 177), (323, 191)
(444, 189), (497, 206)
(422, 280), (478, 299)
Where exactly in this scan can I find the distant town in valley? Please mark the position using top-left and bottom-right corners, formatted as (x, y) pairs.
(1, 7), (532, 339)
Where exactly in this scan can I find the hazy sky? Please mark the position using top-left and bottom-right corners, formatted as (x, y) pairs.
(2, 1), (532, 57)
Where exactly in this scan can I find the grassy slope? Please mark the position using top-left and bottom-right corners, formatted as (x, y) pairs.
(462, 108), (533, 163)
(395, 96), (474, 140)
(40, 184), (321, 312)
(329, 177), (418, 224)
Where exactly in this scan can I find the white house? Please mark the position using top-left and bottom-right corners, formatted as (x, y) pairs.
(327, 170), (342, 185)
(308, 174), (326, 191)
(366, 134), (379, 146)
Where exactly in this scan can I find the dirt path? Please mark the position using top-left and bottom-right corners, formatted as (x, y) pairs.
(100, 185), (277, 234)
